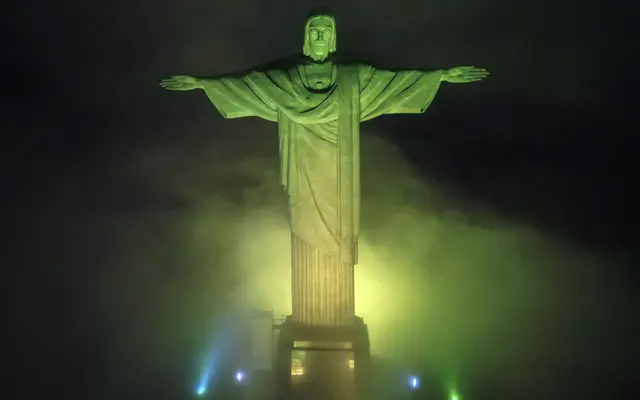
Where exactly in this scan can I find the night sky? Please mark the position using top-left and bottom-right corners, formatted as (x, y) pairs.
(2, 0), (637, 399)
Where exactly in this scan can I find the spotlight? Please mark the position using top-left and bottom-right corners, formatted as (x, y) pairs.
(408, 375), (420, 390)
(196, 385), (206, 396)
(234, 370), (245, 383)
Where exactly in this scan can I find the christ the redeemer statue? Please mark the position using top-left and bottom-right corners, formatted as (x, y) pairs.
(160, 11), (488, 328)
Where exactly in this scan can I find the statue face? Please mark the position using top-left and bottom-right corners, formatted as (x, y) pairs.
(305, 16), (335, 61)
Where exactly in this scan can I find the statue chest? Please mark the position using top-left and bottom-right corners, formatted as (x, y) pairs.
(302, 63), (336, 91)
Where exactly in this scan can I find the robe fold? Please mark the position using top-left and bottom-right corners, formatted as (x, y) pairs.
(202, 63), (441, 325)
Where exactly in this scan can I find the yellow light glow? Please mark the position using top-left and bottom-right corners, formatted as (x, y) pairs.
(228, 214), (422, 358)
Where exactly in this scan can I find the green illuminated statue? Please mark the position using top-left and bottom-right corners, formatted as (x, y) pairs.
(160, 11), (488, 327)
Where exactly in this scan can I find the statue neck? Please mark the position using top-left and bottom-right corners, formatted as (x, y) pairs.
(303, 53), (336, 64)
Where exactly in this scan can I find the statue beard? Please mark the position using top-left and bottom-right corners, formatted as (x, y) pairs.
(309, 47), (329, 62)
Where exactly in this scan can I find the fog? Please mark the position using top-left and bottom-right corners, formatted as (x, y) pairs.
(23, 120), (634, 398)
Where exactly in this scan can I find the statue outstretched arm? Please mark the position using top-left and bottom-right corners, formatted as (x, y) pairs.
(159, 72), (280, 121)
(358, 64), (489, 120)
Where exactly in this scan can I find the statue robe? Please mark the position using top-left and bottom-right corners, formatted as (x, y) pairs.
(202, 63), (441, 326)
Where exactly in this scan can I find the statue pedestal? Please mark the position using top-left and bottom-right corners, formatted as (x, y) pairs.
(275, 316), (370, 399)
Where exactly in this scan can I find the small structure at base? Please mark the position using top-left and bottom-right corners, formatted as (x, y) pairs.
(275, 316), (370, 400)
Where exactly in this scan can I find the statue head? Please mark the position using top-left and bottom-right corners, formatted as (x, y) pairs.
(303, 10), (337, 62)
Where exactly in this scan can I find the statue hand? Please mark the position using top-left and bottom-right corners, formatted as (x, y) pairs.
(444, 66), (489, 83)
(159, 75), (202, 91)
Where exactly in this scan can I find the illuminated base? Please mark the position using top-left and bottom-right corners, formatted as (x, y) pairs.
(275, 316), (370, 399)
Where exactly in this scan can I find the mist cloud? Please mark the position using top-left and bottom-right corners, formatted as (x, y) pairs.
(37, 120), (635, 396)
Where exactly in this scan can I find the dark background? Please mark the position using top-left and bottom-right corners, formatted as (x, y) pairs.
(2, 0), (636, 399)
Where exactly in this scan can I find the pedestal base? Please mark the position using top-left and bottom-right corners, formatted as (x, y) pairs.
(275, 316), (370, 400)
